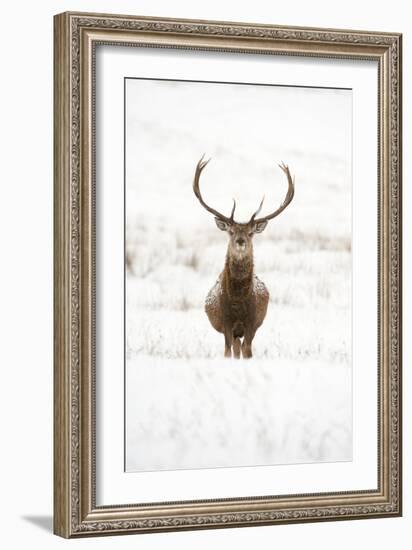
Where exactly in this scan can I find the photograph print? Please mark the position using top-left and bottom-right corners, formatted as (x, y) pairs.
(125, 77), (352, 473)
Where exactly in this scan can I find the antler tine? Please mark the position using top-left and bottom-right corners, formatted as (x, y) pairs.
(249, 196), (265, 223)
(253, 162), (295, 224)
(229, 199), (236, 222)
(193, 156), (234, 223)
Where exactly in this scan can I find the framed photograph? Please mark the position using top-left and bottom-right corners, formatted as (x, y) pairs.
(53, 12), (402, 538)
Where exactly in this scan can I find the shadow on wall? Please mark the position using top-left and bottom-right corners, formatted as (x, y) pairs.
(21, 515), (53, 533)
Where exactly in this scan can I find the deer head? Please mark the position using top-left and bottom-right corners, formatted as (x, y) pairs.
(193, 156), (295, 260)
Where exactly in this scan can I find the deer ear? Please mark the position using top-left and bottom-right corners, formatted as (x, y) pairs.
(253, 220), (268, 233)
(215, 218), (229, 231)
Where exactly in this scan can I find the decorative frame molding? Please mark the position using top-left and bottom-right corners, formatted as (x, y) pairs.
(54, 11), (402, 538)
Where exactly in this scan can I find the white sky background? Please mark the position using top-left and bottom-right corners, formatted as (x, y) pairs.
(126, 79), (351, 230)
(125, 78), (352, 472)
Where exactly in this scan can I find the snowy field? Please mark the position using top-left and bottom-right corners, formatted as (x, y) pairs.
(125, 78), (352, 472)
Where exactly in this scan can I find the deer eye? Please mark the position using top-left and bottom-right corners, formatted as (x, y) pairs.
(248, 232), (253, 237)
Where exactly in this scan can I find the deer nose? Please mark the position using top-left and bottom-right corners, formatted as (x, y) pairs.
(236, 237), (246, 246)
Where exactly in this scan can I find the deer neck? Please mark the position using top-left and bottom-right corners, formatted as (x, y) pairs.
(224, 247), (254, 297)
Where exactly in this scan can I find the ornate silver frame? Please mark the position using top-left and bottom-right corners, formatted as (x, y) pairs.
(54, 11), (402, 538)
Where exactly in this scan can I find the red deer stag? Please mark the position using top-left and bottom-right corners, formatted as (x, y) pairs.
(193, 157), (295, 359)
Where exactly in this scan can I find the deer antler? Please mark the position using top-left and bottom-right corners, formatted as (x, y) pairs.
(249, 196), (265, 224)
(193, 155), (236, 223)
(251, 162), (295, 224)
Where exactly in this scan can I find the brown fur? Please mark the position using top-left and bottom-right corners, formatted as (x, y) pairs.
(205, 237), (269, 359)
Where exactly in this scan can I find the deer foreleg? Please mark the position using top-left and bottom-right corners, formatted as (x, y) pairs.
(224, 328), (232, 358)
(233, 337), (241, 359)
(241, 330), (254, 359)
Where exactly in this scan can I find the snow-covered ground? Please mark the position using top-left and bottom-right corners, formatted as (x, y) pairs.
(125, 78), (352, 472)
(126, 359), (351, 471)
